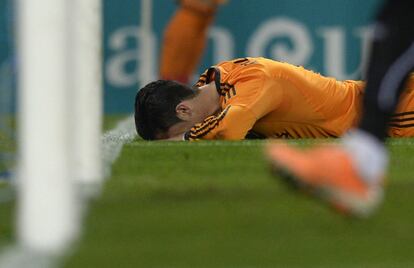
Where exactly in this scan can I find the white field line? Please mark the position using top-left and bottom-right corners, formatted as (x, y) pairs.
(101, 115), (137, 178)
(0, 116), (137, 268)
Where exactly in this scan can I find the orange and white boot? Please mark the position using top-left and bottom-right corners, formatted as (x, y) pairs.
(265, 131), (387, 217)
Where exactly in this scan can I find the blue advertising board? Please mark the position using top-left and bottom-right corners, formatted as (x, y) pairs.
(0, 0), (383, 114)
(104, 0), (382, 113)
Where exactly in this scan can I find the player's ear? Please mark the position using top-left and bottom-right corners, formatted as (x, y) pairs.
(176, 102), (192, 121)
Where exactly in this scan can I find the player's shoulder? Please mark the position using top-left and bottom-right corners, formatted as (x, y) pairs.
(195, 57), (273, 89)
(217, 57), (270, 78)
(217, 57), (265, 68)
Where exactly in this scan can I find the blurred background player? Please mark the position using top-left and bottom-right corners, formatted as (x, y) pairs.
(266, 0), (414, 217)
(159, 0), (226, 84)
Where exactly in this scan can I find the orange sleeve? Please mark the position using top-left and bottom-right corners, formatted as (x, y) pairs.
(185, 74), (284, 140)
(184, 105), (257, 140)
(244, 77), (283, 120)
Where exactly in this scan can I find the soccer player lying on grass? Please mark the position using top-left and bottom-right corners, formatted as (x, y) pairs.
(134, 57), (414, 141)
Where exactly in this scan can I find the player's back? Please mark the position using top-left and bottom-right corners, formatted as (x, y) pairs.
(215, 57), (363, 138)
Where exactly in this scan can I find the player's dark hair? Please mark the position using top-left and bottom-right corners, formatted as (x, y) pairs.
(134, 80), (198, 140)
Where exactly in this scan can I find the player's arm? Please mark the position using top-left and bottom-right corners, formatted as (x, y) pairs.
(184, 71), (283, 140)
(184, 105), (257, 140)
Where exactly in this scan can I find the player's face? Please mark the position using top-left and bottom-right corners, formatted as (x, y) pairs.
(164, 120), (194, 140)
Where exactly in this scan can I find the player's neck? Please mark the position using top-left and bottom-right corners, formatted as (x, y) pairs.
(195, 82), (221, 115)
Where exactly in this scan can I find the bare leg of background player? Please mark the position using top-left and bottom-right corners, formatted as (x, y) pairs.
(159, 0), (225, 84)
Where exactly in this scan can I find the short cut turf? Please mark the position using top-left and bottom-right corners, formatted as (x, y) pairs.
(61, 138), (414, 268)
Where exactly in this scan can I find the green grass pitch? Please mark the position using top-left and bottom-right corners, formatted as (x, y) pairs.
(2, 135), (414, 267)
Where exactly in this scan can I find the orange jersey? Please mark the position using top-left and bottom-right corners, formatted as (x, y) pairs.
(388, 80), (414, 137)
(184, 57), (414, 140)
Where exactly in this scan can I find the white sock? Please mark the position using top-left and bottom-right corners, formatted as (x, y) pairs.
(342, 129), (389, 185)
